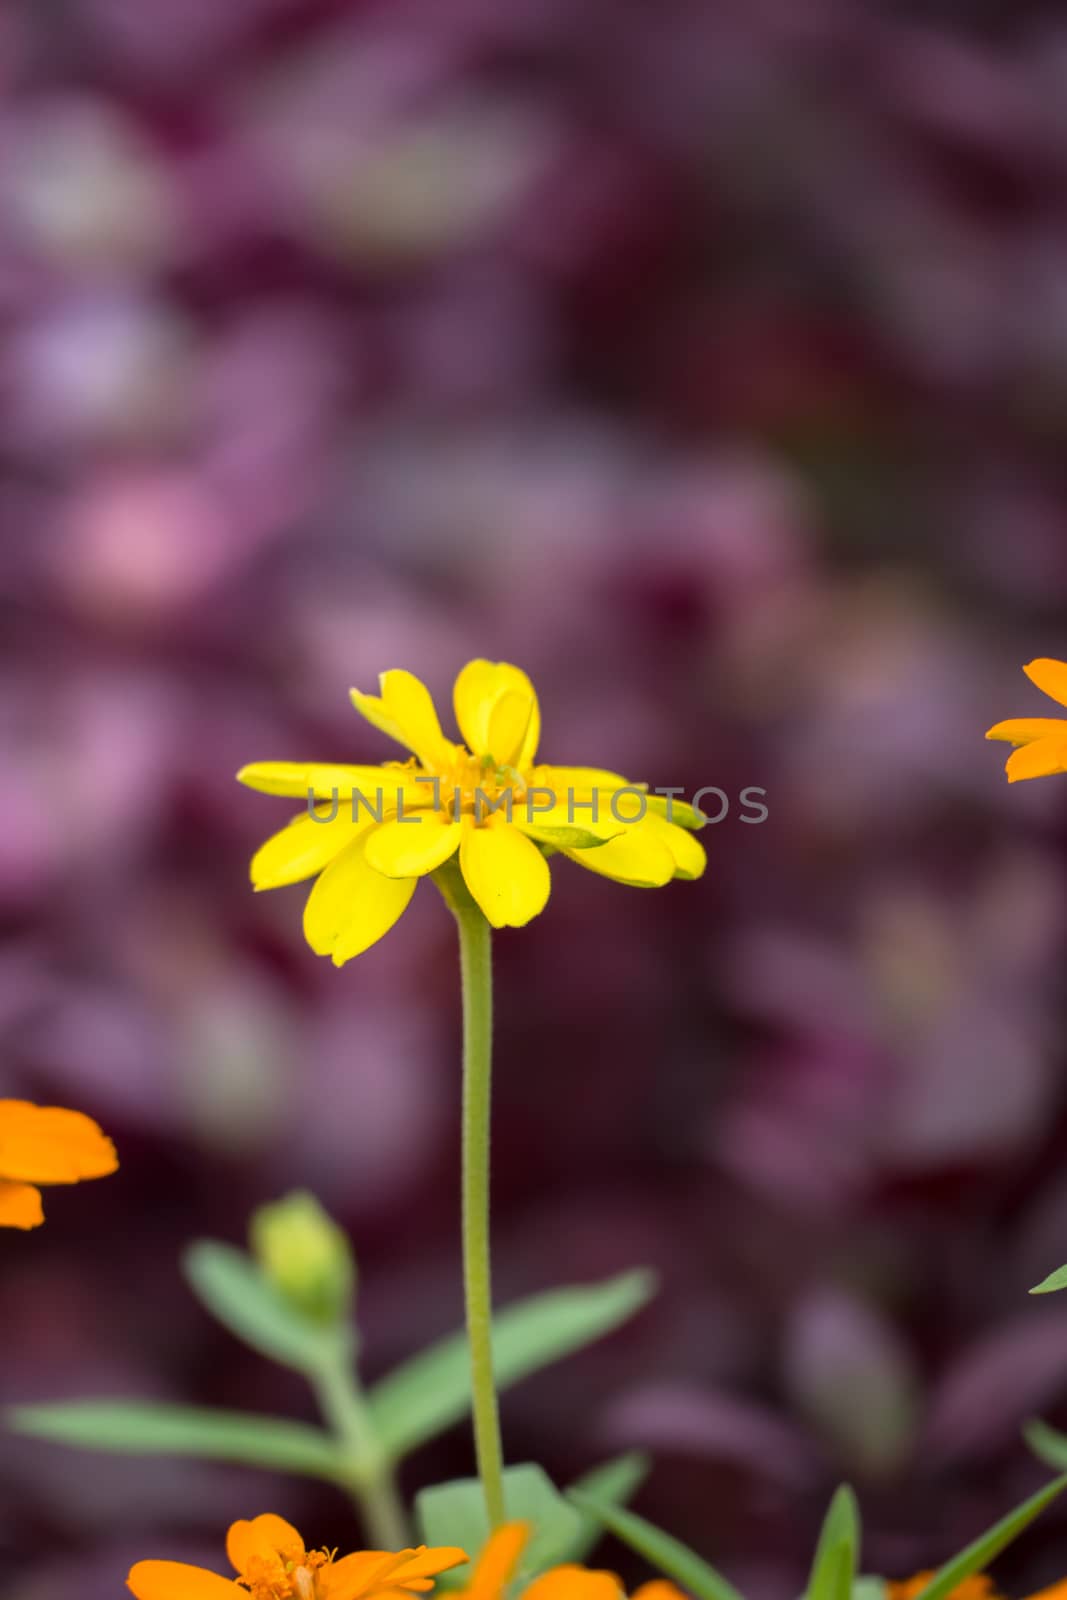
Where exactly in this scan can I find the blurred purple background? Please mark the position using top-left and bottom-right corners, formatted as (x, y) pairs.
(4, 1), (1067, 1596)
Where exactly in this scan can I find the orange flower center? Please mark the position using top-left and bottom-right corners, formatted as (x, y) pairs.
(240, 1545), (332, 1600)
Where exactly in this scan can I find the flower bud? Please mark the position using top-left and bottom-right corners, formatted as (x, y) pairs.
(250, 1190), (355, 1326)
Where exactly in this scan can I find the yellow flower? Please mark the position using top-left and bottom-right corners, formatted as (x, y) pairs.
(986, 659), (1067, 782)
(889, 1574), (1067, 1600)
(0, 1100), (117, 1230)
(127, 1513), (468, 1600)
(239, 661), (707, 964)
(450, 1522), (687, 1600)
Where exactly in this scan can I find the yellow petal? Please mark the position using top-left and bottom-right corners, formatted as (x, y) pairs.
(563, 825), (675, 887)
(365, 812), (461, 878)
(1006, 734), (1067, 782)
(237, 763), (404, 800)
(453, 661), (540, 768)
(226, 1515), (304, 1574)
(303, 834), (417, 963)
(985, 718), (1067, 747)
(522, 1565), (623, 1600)
(0, 1102), (118, 1185)
(350, 671), (455, 768)
(464, 1524), (529, 1600)
(642, 812), (707, 880)
(251, 808), (375, 890)
(530, 765), (634, 794)
(127, 1559), (238, 1600)
(1024, 658), (1067, 709)
(0, 1180), (44, 1229)
(459, 815), (551, 928)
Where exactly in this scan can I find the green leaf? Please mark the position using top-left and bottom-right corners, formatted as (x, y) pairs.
(1030, 1265), (1067, 1295)
(909, 1474), (1067, 1600)
(418, 1464), (583, 1586)
(852, 1580), (886, 1600)
(184, 1241), (350, 1374)
(1023, 1419), (1067, 1470)
(6, 1400), (343, 1479)
(566, 1492), (746, 1600)
(370, 1269), (656, 1458)
(806, 1487), (860, 1600)
(567, 1453), (650, 1564)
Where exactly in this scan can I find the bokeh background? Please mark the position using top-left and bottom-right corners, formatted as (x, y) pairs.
(5, 1), (1067, 1595)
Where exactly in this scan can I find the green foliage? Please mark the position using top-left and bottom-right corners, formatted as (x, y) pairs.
(806, 1488), (860, 1600)
(566, 1491), (746, 1600)
(7, 1401), (343, 1479)
(904, 1474), (1067, 1600)
(567, 1453), (650, 1564)
(183, 1239), (352, 1374)
(419, 1464), (583, 1585)
(369, 1269), (657, 1457)
(1030, 1264), (1067, 1295)
(1024, 1418), (1067, 1469)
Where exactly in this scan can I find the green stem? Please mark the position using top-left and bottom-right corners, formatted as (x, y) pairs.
(313, 1353), (411, 1548)
(452, 895), (507, 1529)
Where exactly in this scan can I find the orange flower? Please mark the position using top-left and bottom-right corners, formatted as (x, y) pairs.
(127, 1514), (468, 1600)
(889, 1574), (1067, 1600)
(0, 1100), (117, 1230)
(986, 659), (1067, 781)
(451, 1523), (687, 1600)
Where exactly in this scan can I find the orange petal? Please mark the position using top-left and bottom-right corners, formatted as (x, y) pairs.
(0, 1101), (117, 1186)
(388, 1547), (471, 1586)
(985, 718), (1067, 747)
(126, 1559), (238, 1599)
(522, 1565), (623, 1600)
(1024, 659), (1067, 709)
(1026, 1583), (1067, 1600)
(226, 1514), (304, 1574)
(631, 1584), (691, 1600)
(323, 1551), (401, 1600)
(1006, 734), (1067, 782)
(0, 1180), (44, 1229)
(466, 1524), (530, 1600)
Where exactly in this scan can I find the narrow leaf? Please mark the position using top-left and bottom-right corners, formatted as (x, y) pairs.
(184, 1241), (349, 1374)
(567, 1453), (650, 1564)
(1030, 1266), (1067, 1295)
(370, 1270), (656, 1458)
(567, 1492), (746, 1600)
(1024, 1419), (1067, 1470)
(909, 1474), (1067, 1600)
(7, 1400), (343, 1479)
(806, 1487), (860, 1600)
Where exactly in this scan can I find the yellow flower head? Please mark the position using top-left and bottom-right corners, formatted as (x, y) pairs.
(0, 1100), (117, 1230)
(127, 1513), (468, 1600)
(450, 1522), (688, 1600)
(986, 659), (1067, 782)
(239, 662), (707, 964)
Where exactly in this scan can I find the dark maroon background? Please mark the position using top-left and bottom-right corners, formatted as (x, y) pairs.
(4, 2), (1067, 1596)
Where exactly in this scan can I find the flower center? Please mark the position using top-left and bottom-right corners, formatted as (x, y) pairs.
(427, 749), (528, 821)
(240, 1546), (331, 1600)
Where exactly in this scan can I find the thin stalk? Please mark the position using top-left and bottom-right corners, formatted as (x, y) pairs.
(453, 897), (506, 1529)
(313, 1353), (411, 1548)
